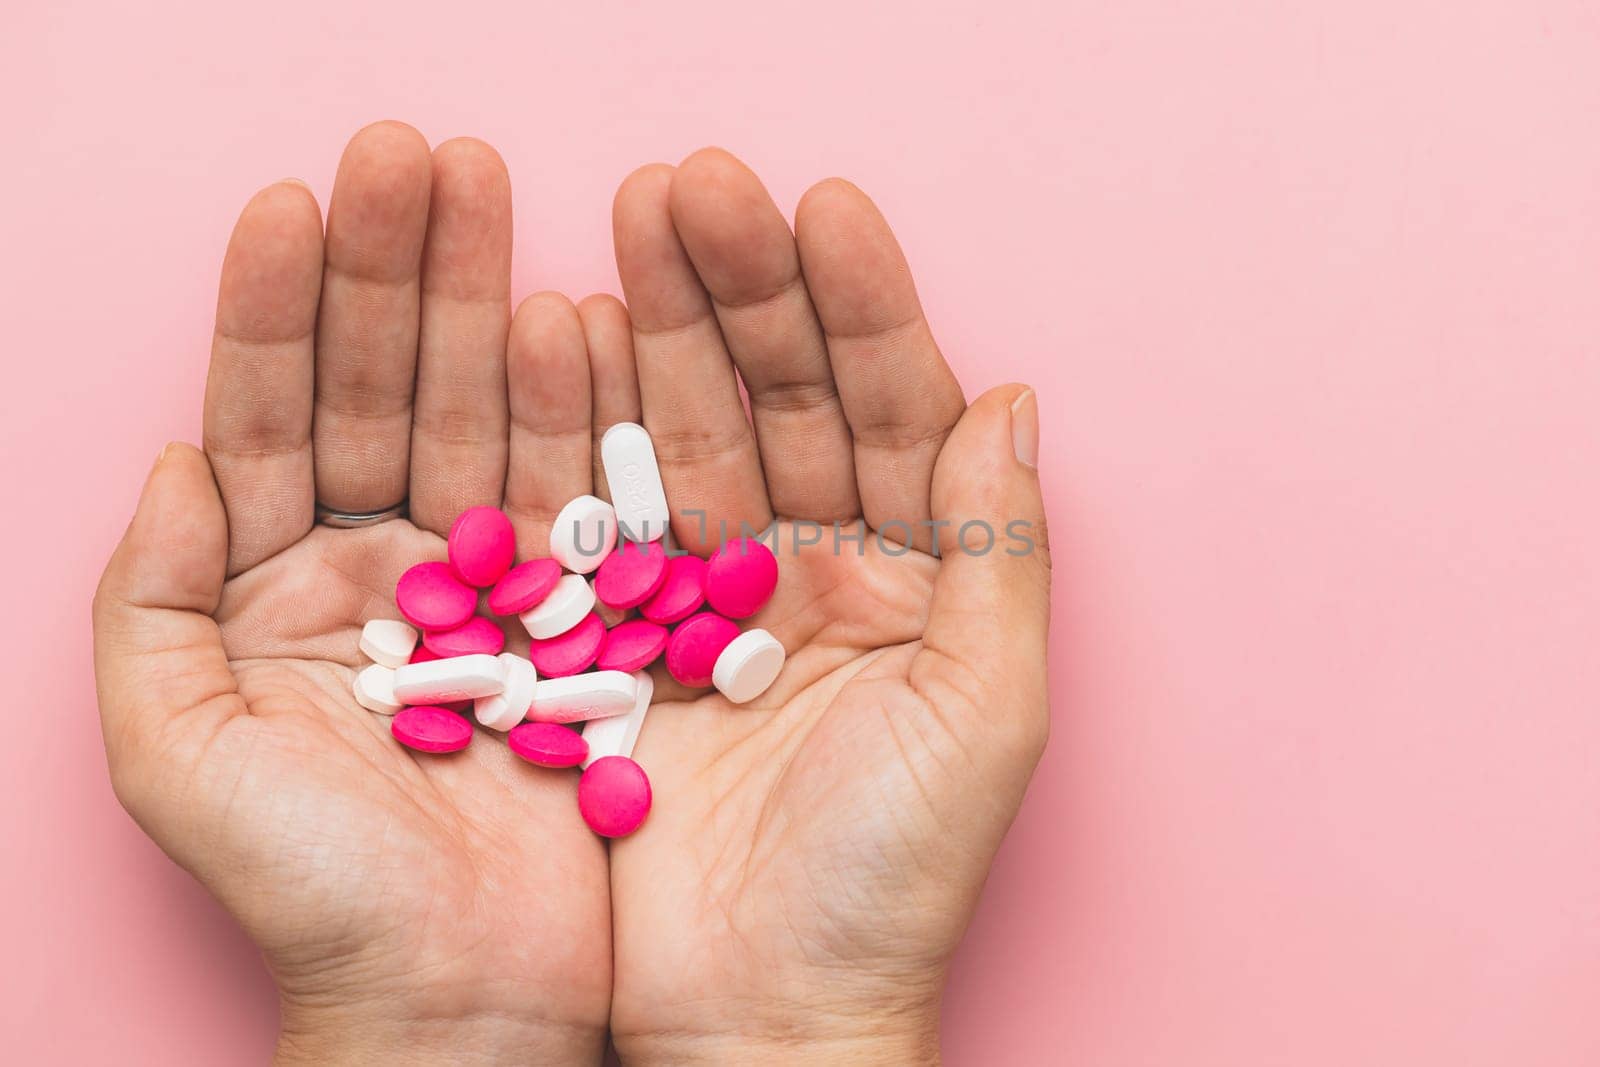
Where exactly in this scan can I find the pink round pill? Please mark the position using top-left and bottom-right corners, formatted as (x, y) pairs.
(422, 615), (507, 658)
(639, 554), (707, 624)
(448, 506), (517, 587)
(488, 558), (562, 616)
(705, 537), (778, 619)
(392, 705), (473, 753)
(664, 611), (741, 687)
(507, 722), (589, 768)
(596, 619), (669, 673)
(578, 756), (652, 837)
(409, 645), (442, 664)
(396, 562), (478, 632)
(593, 540), (669, 610)
(527, 612), (606, 677)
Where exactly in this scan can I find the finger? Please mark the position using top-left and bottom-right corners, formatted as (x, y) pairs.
(203, 179), (322, 575)
(795, 178), (966, 553)
(93, 444), (244, 811)
(312, 121), (432, 514)
(612, 164), (771, 554)
(410, 137), (513, 535)
(577, 293), (641, 499)
(505, 292), (594, 558)
(914, 385), (1050, 757)
(669, 148), (858, 522)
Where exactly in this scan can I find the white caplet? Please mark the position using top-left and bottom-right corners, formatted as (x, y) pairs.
(353, 664), (402, 714)
(549, 495), (617, 574)
(359, 619), (418, 668)
(581, 670), (654, 767)
(601, 422), (669, 543)
(712, 629), (786, 704)
(392, 653), (505, 704)
(528, 671), (637, 724)
(474, 654), (538, 732)
(520, 573), (596, 639)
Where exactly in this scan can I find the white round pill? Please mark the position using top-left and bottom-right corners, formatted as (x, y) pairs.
(474, 653), (538, 732)
(550, 495), (617, 574)
(359, 619), (418, 668)
(519, 573), (597, 639)
(711, 629), (786, 705)
(354, 664), (402, 714)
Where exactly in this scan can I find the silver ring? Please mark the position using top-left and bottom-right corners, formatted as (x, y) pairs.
(315, 500), (408, 528)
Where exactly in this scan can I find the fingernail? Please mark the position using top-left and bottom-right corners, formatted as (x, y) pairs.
(1010, 388), (1038, 469)
(280, 177), (309, 189)
(155, 442), (174, 466)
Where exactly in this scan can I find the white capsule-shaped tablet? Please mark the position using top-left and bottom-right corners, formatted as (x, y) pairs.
(519, 573), (596, 639)
(474, 653), (538, 732)
(581, 670), (653, 767)
(393, 653), (505, 704)
(353, 664), (402, 714)
(550, 495), (617, 574)
(359, 619), (419, 668)
(601, 422), (669, 543)
(528, 670), (637, 724)
(712, 628), (786, 704)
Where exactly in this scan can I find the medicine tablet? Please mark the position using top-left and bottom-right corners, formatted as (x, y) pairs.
(528, 671), (637, 724)
(353, 664), (402, 714)
(447, 506), (516, 587)
(359, 619), (418, 668)
(550, 495), (617, 575)
(519, 573), (597, 639)
(422, 616), (507, 658)
(393, 653), (505, 704)
(582, 670), (654, 768)
(704, 537), (779, 619)
(639, 554), (707, 624)
(601, 423), (670, 543)
(507, 722), (589, 768)
(665, 612), (741, 688)
(578, 756), (652, 837)
(593, 540), (669, 610)
(595, 619), (669, 673)
(396, 561), (478, 632)
(488, 559), (562, 616)
(474, 653), (537, 731)
(527, 612), (606, 677)
(392, 705), (473, 754)
(712, 628), (786, 704)
(409, 645), (441, 664)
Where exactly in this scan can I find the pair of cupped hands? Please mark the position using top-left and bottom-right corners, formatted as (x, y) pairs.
(92, 122), (1051, 1065)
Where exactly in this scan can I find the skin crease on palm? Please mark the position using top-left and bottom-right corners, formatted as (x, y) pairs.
(91, 121), (1051, 1066)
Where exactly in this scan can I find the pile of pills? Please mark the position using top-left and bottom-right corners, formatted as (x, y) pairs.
(350, 422), (784, 838)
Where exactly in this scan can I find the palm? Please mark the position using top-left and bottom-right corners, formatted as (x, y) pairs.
(617, 529), (965, 1007)
(187, 523), (608, 1020)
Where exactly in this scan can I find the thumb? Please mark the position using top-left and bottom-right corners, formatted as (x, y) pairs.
(916, 384), (1052, 753)
(93, 443), (242, 807)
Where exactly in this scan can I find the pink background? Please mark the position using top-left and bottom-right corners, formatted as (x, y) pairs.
(4, 1), (1598, 1063)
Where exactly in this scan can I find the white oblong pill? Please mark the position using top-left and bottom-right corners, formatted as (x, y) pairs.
(550, 495), (617, 574)
(359, 619), (418, 668)
(354, 664), (402, 714)
(528, 670), (637, 724)
(474, 653), (538, 732)
(581, 670), (654, 768)
(393, 653), (505, 704)
(519, 573), (596, 639)
(601, 422), (669, 543)
(712, 628), (786, 704)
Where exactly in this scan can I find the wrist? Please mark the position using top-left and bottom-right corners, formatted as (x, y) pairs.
(275, 997), (605, 1066)
(615, 1000), (941, 1066)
